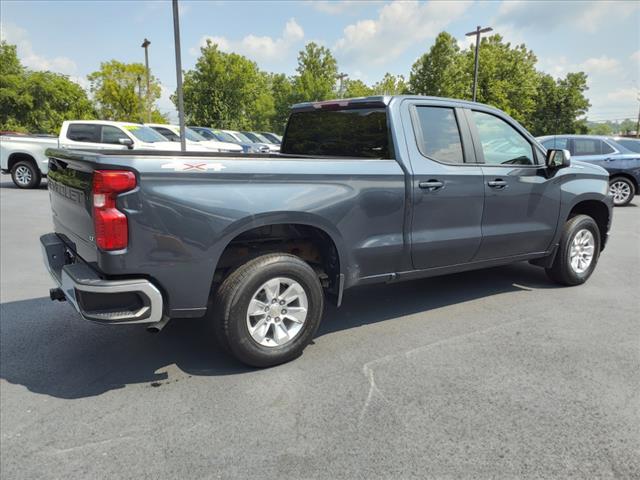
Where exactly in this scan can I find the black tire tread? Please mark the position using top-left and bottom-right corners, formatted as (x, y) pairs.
(545, 214), (600, 286)
(212, 253), (322, 366)
(11, 160), (41, 189)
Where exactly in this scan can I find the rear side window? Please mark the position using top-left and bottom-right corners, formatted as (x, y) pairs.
(67, 124), (100, 142)
(413, 106), (464, 163)
(572, 139), (600, 156)
(101, 125), (130, 144)
(601, 142), (615, 154)
(282, 108), (392, 158)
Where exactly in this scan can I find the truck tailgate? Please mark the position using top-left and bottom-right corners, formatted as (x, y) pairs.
(47, 155), (97, 262)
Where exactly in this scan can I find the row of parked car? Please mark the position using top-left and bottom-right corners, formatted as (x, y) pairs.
(0, 118), (638, 207)
(0, 120), (282, 188)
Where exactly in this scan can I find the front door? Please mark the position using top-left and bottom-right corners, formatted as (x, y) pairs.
(407, 104), (485, 269)
(469, 110), (560, 260)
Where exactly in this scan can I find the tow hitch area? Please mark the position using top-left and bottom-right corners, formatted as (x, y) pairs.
(49, 288), (66, 301)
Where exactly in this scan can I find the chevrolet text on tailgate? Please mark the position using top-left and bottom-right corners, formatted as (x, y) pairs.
(41, 96), (613, 367)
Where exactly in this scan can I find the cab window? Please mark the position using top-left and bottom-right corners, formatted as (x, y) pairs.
(413, 106), (465, 164)
(471, 111), (535, 165)
(67, 124), (100, 142)
(101, 126), (130, 144)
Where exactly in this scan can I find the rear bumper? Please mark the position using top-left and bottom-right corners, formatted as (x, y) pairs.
(40, 233), (164, 325)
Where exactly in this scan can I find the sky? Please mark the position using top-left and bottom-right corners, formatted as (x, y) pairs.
(1, 0), (639, 123)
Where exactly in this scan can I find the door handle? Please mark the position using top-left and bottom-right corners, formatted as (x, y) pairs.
(487, 179), (507, 189)
(419, 180), (444, 191)
(604, 157), (614, 162)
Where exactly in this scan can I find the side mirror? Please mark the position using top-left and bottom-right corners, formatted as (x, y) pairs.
(118, 138), (134, 149)
(546, 148), (571, 169)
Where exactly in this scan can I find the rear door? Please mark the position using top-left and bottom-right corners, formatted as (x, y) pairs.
(404, 101), (485, 269)
(468, 109), (560, 259)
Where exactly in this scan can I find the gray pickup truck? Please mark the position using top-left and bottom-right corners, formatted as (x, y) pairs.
(41, 96), (613, 366)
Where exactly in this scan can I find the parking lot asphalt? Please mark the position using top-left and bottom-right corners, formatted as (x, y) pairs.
(1, 175), (639, 479)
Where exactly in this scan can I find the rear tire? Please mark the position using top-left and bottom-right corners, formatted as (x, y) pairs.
(213, 253), (324, 367)
(609, 176), (634, 206)
(11, 160), (41, 189)
(545, 214), (600, 286)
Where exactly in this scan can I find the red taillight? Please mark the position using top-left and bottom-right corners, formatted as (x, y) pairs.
(92, 170), (136, 251)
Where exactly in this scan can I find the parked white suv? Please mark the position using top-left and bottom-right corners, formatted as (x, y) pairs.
(145, 124), (243, 153)
(1, 120), (212, 188)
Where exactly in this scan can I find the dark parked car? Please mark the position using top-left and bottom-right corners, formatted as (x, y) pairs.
(538, 135), (640, 206)
(41, 96), (612, 367)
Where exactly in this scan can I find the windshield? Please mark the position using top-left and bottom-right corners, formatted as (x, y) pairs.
(124, 125), (169, 143)
(234, 132), (254, 143)
(185, 128), (207, 142)
(212, 130), (238, 143)
(282, 108), (392, 158)
(254, 133), (273, 144)
(192, 128), (216, 140)
(241, 132), (261, 143)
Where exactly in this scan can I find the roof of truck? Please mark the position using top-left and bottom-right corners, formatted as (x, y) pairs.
(290, 95), (490, 112)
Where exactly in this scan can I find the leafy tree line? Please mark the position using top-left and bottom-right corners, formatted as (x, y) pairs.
(180, 32), (592, 136)
(2, 32), (600, 136)
(1, 41), (166, 133)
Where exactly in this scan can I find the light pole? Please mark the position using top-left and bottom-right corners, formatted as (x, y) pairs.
(465, 25), (492, 102)
(172, 0), (186, 152)
(336, 73), (348, 98)
(136, 75), (143, 121)
(141, 38), (151, 122)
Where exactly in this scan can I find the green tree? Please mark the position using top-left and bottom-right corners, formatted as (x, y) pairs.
(343, 79), (373, 98)
(618, 119), (636, 135)
(588, 122), (613, 135)
(409, 32), (465, 97)
(180, 41), (273, 129)
(0, 41), (94, 133)
(267, 73), (294, 133)
(372, 73), (408, 95)
(88, 60), (165, 123)
(292, 42), (338, 102)
(530, 72), (590, 136)
(460, 35), (540, 127)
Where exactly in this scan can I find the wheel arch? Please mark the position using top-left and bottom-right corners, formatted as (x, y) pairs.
(7, 151), (38, 171)
(567, 199), (611, 251)
(213, 213), (348, 304)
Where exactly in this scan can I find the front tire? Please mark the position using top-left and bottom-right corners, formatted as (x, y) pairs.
(11, 160), (41, 189)
(609, 177), (635, 206)
(545, 214), (600, 286)
(213, 254), (324, 367)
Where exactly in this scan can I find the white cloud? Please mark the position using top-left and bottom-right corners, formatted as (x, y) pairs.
(1, 22), (77, 75)
(631, 51), (640, 62)
(334, 0), (472, 66)
(189, 18), (304, 62)
(606, 88), (638, 103)
(539, 55), (622, 79)
(496, 0), (639, 34)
